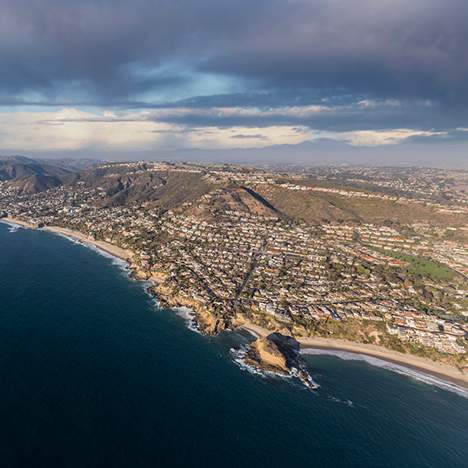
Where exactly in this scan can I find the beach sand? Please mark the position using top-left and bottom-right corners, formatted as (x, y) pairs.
(1, 217), (37, 229)
(2, 217), (133, 261)
(240, 320), (468, 389)
(43, 226), (133, 261)
(3, 216), (466, 390)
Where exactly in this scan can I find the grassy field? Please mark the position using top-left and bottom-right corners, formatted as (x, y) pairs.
(383, 250), (455, 281)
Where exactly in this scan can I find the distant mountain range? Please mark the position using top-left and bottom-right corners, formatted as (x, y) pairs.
(0, 156), (99, 194)
(19, 138), (468, 170)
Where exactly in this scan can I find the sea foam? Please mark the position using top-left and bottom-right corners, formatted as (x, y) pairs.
(173, 307), (201, 334)
(7, 224), (20, 233)
(302, 348), (468, 398)
(230, 346), (275, 379)
(328, 396), (355, 407)
(52, 232), (130, 272)
(1, 221), (22, 233)
(230, 346), (320, 390)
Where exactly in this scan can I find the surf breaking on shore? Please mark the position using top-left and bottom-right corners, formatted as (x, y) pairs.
(230, 345), (320, 389)
(302, 348), (468, 398)
(240, 321), (468, 393)
(2, 218), (466, 396)
(50, 230), (130, 271)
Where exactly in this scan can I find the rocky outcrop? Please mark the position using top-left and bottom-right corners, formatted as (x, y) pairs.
(150, 283), (227, 335)
(245, 333), (317, 389)
(246, 333), (298, 372)
(248, 335), (290, 373)
(133, 268), (150, 280)
(196, 307), (226, 335)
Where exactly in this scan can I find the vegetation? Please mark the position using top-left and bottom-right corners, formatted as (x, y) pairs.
(383, 250), (455, 281)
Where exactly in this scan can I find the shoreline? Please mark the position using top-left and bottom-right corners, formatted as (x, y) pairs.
(43, 225), (133, 262)
(1, 217), (133, 262)
(1, 217), (37, 229)
(2, 216), (467, 391)
(240, 321), (468, 390)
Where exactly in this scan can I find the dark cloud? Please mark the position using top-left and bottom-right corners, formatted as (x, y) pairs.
(1, 0), (467, 107)
(139, 100), (466, 133)
(35, 97), (468, 136)
(230, 134), (267, 140)
(0, 0), (265, 99)
(1, 0), (468, 152)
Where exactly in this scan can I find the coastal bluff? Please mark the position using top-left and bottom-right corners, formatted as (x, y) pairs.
(246, 333), (317, 389)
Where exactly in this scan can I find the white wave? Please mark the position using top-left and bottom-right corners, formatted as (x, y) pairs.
(230, 347), (273, 379)
(302, 349), (468, 398)
(173, 307), (201, 334)
(328, 396), (355, 407)
(7, 224), (20, 233)
(79, 241), (128, 268)
(289, 366), (320, 390)
(51, 231), (130, 272)
(1, 220), (22, 232)
(149, 295), (162, 308)
(230, 347), (319, 391)
(53, 232), (84, 246)
(144, 286), (158, 301)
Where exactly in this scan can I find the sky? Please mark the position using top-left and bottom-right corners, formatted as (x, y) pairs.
(0, 0), (467, 167)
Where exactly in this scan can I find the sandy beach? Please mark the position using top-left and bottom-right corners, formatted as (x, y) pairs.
(2, 217), (133, 262)
(241, 320), (468, 389)
(43, 226), (133, 262)
(1, 217), (37, 229)
(3, 216), (467, 390)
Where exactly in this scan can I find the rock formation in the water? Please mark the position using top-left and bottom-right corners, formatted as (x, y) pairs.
(245, 333), (317, 389)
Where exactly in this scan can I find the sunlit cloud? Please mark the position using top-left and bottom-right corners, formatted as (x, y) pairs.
(0, 107), (454, 154)
(0, 108), (316, 151)
(0, 0), (467, 161)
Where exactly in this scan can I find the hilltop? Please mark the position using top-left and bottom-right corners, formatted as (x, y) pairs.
(0, 156), (77, 194)
(2, 157), (465, 227)
(1, 158), (467, 374)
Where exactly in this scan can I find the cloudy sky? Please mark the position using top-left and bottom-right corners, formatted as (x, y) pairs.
(1, 0), (467, 166)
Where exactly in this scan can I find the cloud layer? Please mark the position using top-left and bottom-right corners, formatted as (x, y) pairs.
(0, 0), (467, 160)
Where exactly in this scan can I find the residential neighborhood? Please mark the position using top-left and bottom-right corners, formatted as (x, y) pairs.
(1, 161), (467, 364)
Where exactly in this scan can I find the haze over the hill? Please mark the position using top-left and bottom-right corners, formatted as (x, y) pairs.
(1, 1), (467, 167)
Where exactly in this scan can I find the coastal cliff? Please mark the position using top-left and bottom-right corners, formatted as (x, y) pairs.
(248, 335), (290, 373)
(3, 217), (466, 389)
(245, 333), (317, 388)
(150, 283), (227, 335)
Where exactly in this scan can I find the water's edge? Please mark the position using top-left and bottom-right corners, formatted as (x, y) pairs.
(3, 220), (467, 398)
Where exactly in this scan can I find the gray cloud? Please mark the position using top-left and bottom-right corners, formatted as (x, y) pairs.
(34, 97), (468, 138)
(143, 100), (466, 133)
(1, 0), (467, 106)
(1, 0), (468, 153)
(230, 134), (267, 140)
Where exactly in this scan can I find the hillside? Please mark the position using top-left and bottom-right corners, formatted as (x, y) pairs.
(1, 157), (465, 227)
(76, 166), (217, 210)
(181, 184), (285, 221)
(252, 183), (466, 226)
(0, 156), (76, 194)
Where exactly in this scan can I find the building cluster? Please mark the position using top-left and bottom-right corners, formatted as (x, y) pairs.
(1, 162), (467, 358)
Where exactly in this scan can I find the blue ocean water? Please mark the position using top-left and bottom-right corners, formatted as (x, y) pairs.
(0, 222), (467, 468)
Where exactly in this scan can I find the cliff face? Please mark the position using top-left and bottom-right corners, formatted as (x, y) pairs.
(152, 284), (227, 335)
(196, 307), (226, 335)
(251, 337), (289, 373)
(245, 333), (318, 389)
(246, 333), (301, 374)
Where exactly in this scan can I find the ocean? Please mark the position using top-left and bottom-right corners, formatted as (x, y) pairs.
(0, 222), (467, 468)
